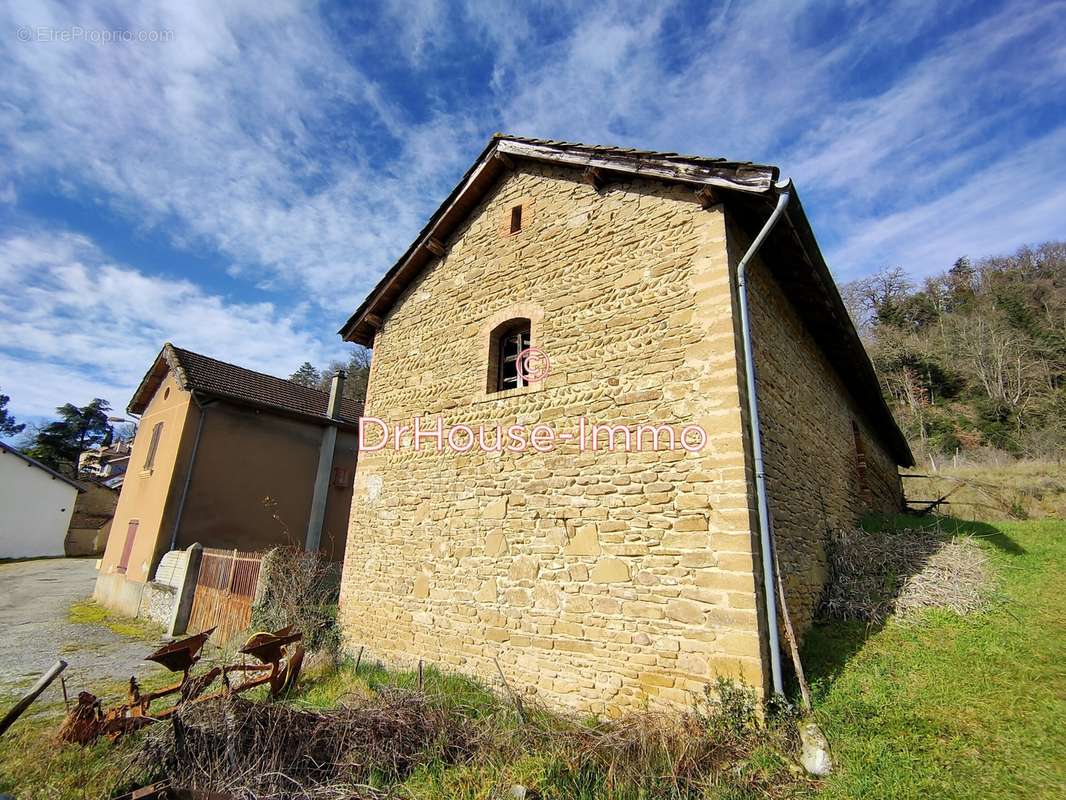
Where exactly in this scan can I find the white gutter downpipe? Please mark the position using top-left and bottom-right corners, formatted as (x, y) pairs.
(735, 179), (792, 698)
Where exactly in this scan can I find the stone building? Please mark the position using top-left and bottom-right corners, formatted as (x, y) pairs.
(65, 479), (119, 556)
(336, 135), (913, 713)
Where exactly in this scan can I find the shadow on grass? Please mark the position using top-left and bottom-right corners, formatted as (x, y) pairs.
(860, 512), (1027, 554)
(799, 513), (1025, 695)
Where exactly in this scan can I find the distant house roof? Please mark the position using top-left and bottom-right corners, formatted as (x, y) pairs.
(338, 133), (913, 466)
(128, 344), (363, 429)
(0, 441), (84, 491)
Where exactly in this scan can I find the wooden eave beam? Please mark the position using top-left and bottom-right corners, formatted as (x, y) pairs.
(341, 138), (778, 346)
(495, 139), (777, 193)
(695, 186), (719, 208)
(583, 166), (606, 190)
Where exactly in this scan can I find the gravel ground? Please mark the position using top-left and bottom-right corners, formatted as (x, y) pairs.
(0, 558), (163, 694)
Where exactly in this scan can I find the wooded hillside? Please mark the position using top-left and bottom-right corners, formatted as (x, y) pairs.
(843, 241), (1066, 461)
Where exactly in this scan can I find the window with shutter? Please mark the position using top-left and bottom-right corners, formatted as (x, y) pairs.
(143, 422), (164, 470)
(117, 520), (139, 573)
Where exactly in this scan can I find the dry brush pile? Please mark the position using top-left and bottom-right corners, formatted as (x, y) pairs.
(137, 689), (467, 799)
(822, 526), (990, 623)
(132, 676), (808, 800)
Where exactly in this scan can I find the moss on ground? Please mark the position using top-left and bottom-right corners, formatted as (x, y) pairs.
(68, 599), (165, 642)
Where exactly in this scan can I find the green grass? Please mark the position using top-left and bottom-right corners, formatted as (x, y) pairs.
(0, 670), (175, 799)
(804, 516), (1066, 799)
(68, 599), (165, 641)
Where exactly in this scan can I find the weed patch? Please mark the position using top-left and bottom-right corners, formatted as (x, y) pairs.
(68, 599), (165, 642)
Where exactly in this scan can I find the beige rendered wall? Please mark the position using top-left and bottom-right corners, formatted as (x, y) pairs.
(324, 430), (359, 559)
(96, 370), (196, 613)
(732, 225), (903, 641)
(98, 370), (195, 580)
(175, 404), (355, 562)
(339, 163), (767, 715)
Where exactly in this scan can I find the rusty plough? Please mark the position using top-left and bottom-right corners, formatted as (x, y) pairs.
(58, 625), (305, 745)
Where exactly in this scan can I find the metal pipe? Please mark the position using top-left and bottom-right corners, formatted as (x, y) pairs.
(0, 660), (67, 738)
(735, 179), (792, 697)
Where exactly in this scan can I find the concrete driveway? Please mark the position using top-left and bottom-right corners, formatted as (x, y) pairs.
(0, 558), (162, 692)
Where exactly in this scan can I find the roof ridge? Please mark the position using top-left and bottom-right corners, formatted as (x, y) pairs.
(491, 133), (756, 167)
(169, 345), (335, 398)
(129, 345), (362, 425)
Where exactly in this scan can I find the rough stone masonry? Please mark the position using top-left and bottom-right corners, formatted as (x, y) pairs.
(337, 145), (904, 715)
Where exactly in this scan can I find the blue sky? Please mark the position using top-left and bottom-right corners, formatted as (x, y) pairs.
(2, 0), (1064, 432)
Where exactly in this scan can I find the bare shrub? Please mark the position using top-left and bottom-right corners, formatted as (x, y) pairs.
(823, 527), (989, 623)
(252, 547), (341, 656)
(544, 678), (786, 797)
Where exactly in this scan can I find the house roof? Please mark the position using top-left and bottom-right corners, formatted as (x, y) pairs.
(337, 134), (913, 466)
(128, 344), (363, 429)
(0, 441), (84, 491)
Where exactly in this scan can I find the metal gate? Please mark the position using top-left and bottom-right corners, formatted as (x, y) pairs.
(187, 547), (263, 645)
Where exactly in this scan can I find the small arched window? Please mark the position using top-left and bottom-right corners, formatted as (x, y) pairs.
(488, 318), (531, 393)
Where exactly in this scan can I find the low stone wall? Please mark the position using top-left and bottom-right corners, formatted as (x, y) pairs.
(138, 581), (177, 626)
(93, 545), (197, 633)
(66, 522), (110, 557)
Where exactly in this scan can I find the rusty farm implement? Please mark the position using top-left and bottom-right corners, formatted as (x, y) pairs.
(58, 625), (305, 745)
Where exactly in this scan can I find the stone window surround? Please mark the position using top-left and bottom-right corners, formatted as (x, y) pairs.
(473, 302), (546, 405)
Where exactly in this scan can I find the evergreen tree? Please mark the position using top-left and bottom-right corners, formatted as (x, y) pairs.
(315, 347), (371, 403)
(24, 398), (113, 473)
(0, 388), (25, 437)
(289, 362), (322, 388)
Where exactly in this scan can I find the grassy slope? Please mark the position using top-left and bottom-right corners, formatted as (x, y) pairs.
(804, 517), (1066, 799)
(902, 461), (1066, 519)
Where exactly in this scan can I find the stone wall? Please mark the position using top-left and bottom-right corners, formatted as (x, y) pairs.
(339, 163), (766, 714)
(138, 581), (177, 627)
(735, 230), (903, 640)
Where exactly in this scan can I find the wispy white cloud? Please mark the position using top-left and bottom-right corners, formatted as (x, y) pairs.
(0, 0), (481, 313)
(1, 0), (1064, 422)
(828, 127), (1066, 279)
(487, 0), (1065, 278)
(0, 230), (343, 416)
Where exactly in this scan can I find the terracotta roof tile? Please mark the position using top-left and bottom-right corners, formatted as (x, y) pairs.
(129, 345), (362, 426)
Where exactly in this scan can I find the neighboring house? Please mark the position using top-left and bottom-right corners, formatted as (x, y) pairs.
(95, 344), (361, 617)
(65, 479), (119, 557)
(0, 441), (82, 559)
(80, 440), (132, 481)
(336, 135), (913, 714)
